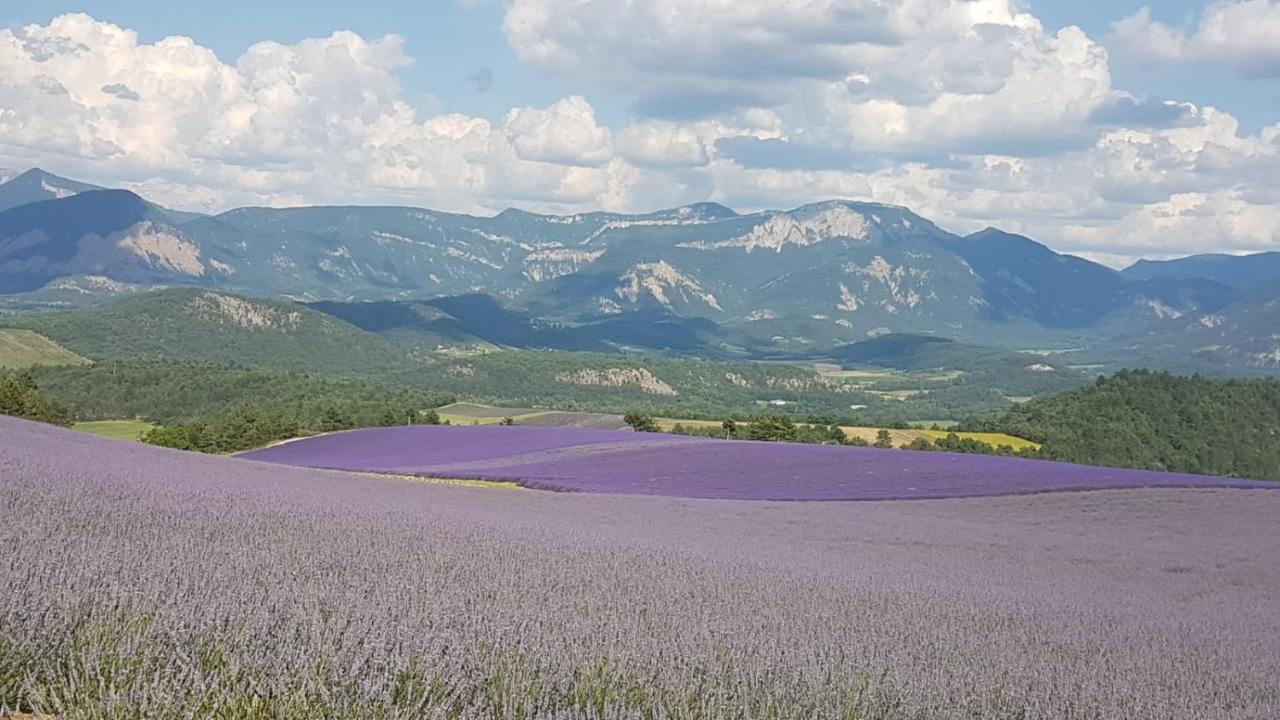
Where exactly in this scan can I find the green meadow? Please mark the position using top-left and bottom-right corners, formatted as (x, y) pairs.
(72, 419), (156, 441)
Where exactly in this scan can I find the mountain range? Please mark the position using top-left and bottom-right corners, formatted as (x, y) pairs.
(1, 168), (1277, 370)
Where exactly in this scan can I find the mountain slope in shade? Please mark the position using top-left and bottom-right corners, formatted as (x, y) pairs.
(945, 228), (1132, 328)
(0, 190), (228, 294)
(0, 168), (103, 213)
(1124, 252), (1280, 291)
(944, 229), (1239, 332)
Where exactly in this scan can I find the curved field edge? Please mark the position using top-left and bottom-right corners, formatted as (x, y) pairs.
(3, 415), (1279, 719)
(238, 426), (1277, 502)
(336, 467), (1280, 503)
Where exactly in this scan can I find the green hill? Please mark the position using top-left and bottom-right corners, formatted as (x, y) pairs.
(30, 360), (453, 426)
(3, 288), (413, 376)
(988, 370), (1280, 480)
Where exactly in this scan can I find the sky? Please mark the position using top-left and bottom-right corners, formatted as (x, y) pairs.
(1, 1), (1278, 265)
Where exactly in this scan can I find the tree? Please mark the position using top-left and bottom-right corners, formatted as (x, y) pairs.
(873, 429), (894, 449)
(721, 418), (737, 439)
(499, 416), (515, 426)
(623, 411), (659, 433)
(0, 374), (72, 427)
(746, 414), (797, 442)
(143, 425), (196, 451)
(319, 405), (349, 432)
(902, 437), (935, 451)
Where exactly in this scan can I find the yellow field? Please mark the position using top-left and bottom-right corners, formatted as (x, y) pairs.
(838, 426), (920, 446)
(814, 367), (897, 379)
(73, 419), (155, 441)
(656, 417), (722, 431)
(917, 430), (1040, 451)
(658, 417), (1038, 450)
(0, 329), (89, 369)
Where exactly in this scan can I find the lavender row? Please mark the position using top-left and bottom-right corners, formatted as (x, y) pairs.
(243, 425), (1277, 501)
(4, 415), (1279, 718)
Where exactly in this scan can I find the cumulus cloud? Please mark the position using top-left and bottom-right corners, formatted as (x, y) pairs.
(505, 1), (1116, 158)
(1088, 95), (1198, 128)
(495, 0), (1280, 260)
(2, 8), (1280, 263)
(1109, 1), (1280, 78)
(0, 14), (633, 213)
(503, 96), (613, 167)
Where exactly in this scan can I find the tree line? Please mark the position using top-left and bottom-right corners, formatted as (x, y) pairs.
(975, 369), (1280, 480)
(0, 372), (72, 427)
(625, 411), (1031, 456)
(143, 405), (444, 454)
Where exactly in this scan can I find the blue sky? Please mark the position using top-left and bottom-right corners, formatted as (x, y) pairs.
(0, 0), (625, 123)
(4, 0), (1272, 131)
(1, 1), (1278, 262)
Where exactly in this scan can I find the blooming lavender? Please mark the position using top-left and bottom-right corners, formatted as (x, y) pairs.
(242, 425), (1277, 500)
(3, 415), (1280, 719)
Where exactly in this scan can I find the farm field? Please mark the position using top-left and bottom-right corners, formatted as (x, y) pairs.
(0, 329), (89, 369)
(4, 415), (1279, 718)
(917, 429), (1039, 450)
(71, 419), (155, 441)
(656, 417), (1036, 450)
(436, 402), (628, 429)
(242, 425), (1269, 501)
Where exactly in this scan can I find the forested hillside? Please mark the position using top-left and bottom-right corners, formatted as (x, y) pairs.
(4, 289), (413, 376)
(29, 361), (453, 425)
(989, 371), (1280, 480)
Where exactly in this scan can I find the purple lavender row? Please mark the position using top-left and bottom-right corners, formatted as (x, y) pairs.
(241, 425), (1276, 501)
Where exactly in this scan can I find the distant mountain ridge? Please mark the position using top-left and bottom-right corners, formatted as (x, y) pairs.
(0, 168), (1276, 366)
(1125, 252), (1280, 291)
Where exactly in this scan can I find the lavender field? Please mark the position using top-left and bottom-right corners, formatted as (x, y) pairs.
(3, 414), (1280, 718)
(243, 425), (1278, 501)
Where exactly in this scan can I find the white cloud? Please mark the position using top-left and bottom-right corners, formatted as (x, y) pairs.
(614, 121), (711, 168)
(503, 0), (1111, 155)
(0, 14), (630, 213)
(1109, 1), (1280, 78)
(1, 8), (1279, 264)
(503, 95), (613, 166)
(496, 0), (1280, 260)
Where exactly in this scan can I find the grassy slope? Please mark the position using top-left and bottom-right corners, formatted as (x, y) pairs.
(0, 329), (89, 369)
(73, 419), (155, 441)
